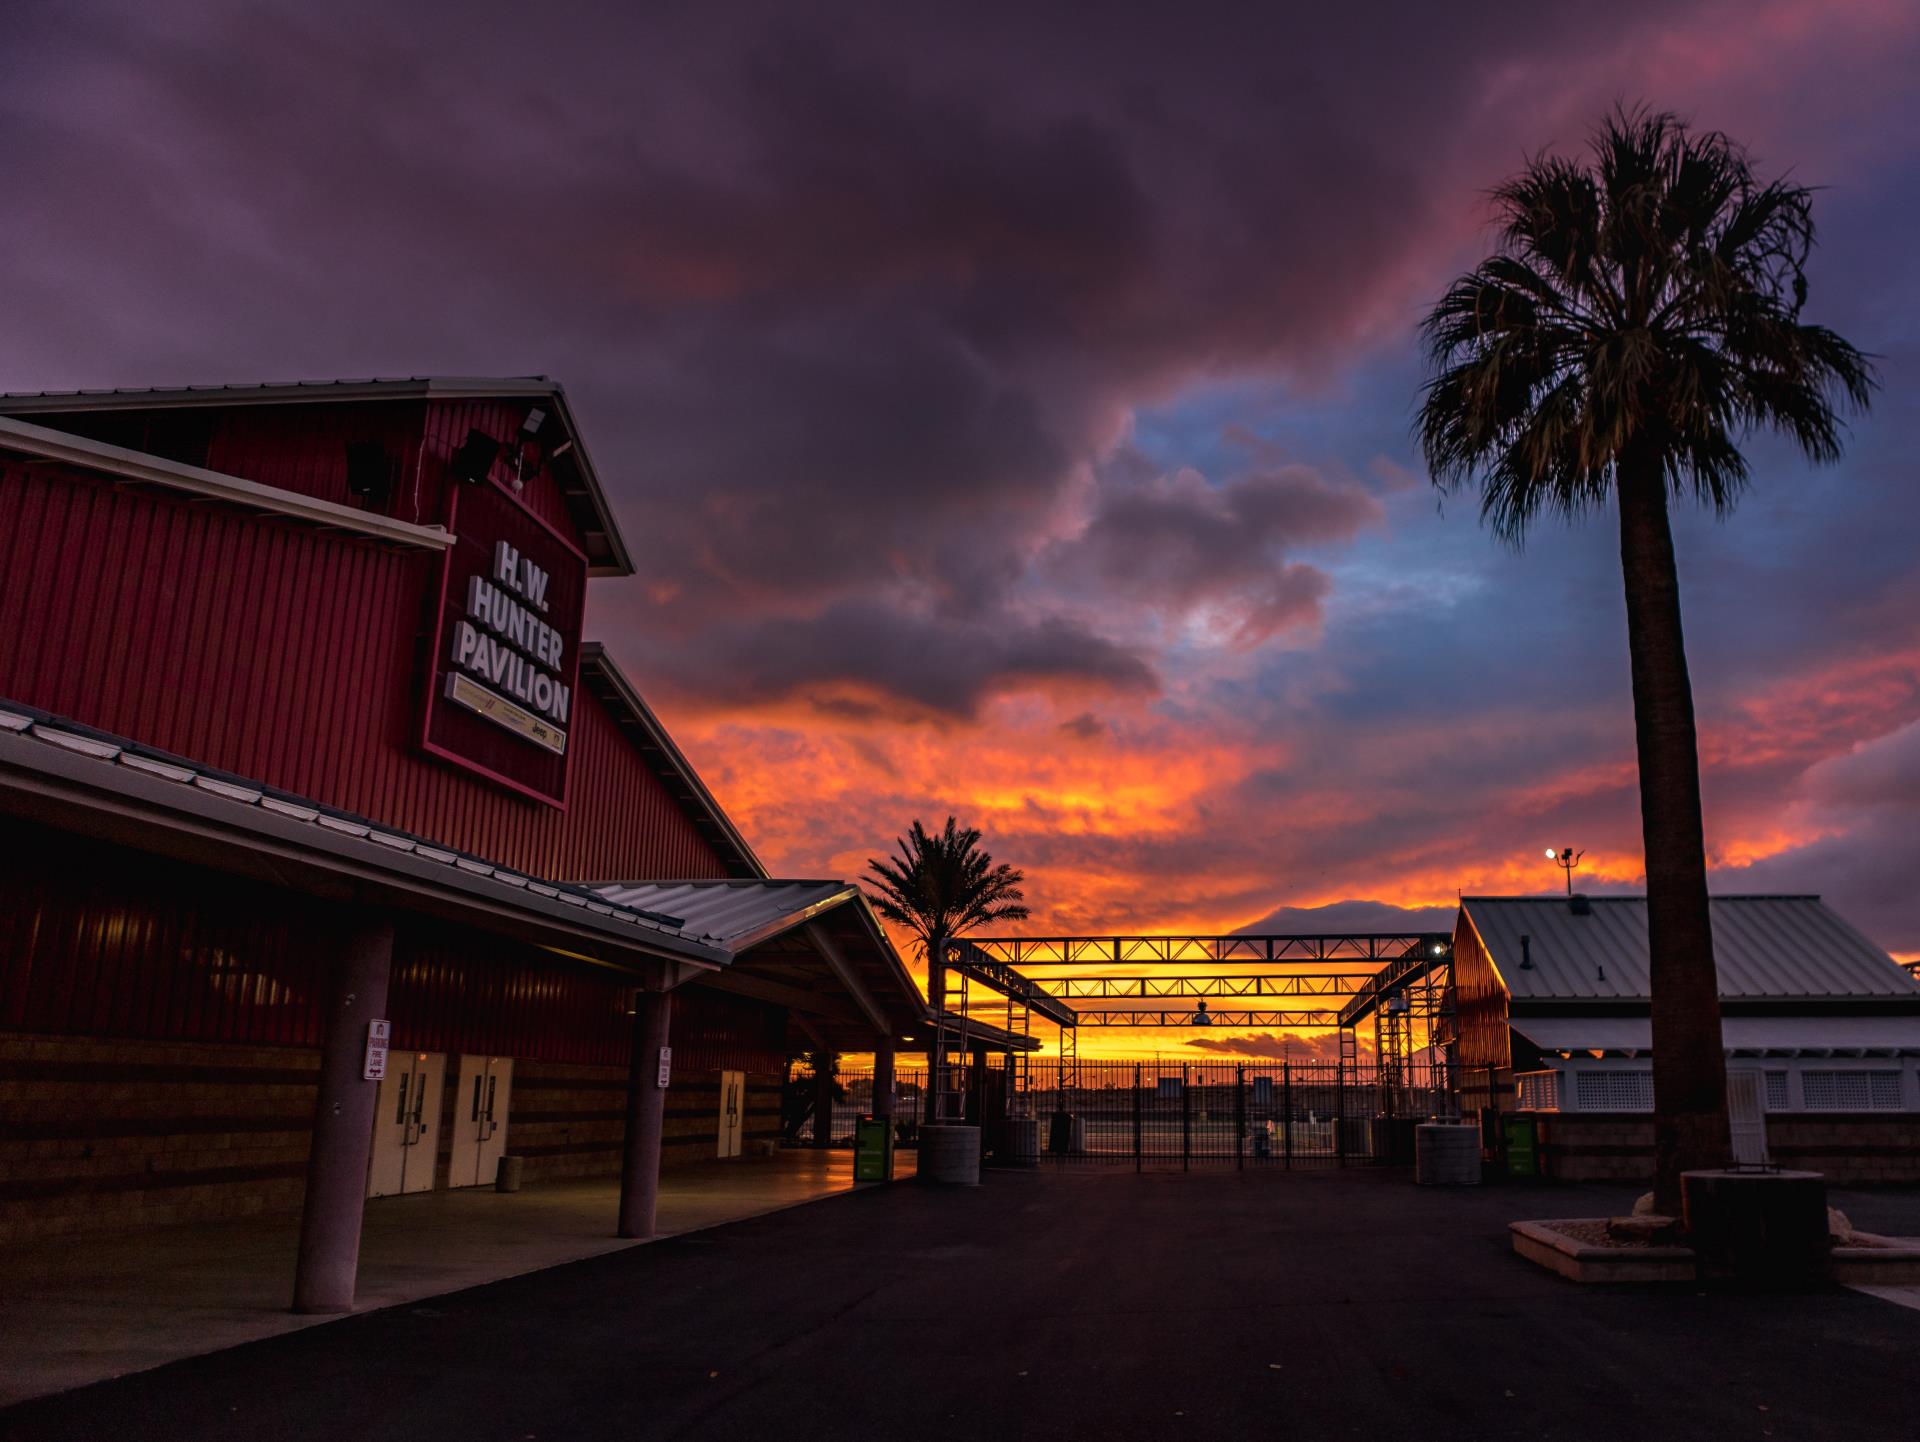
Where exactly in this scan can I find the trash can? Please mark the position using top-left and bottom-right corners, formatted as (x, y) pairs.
(1004, 1116), (1041, 1167)
(853, 1116), (895, 1182)
(1502, 1116), (1539, 1178)
(495, 1155), (525, 1193)
(1414, 1123), (1480, 1185)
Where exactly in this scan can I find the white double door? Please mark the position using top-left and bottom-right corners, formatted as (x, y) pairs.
(449, 1055), (513, 1188)
(717, 1070), (745, 1158)
(368, 1052), (445, 1198)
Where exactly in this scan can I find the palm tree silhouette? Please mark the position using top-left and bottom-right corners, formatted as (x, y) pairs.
(866, 816), (1030, 1123)
(1417, 107), (1874, 1210)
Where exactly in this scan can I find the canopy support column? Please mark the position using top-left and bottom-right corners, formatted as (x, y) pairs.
(618, 987), (673, 1239)
(292, 916), (394, 1314)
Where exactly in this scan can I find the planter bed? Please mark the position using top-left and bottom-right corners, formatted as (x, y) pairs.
(1513, 1220), (1920, 1287)
(1830, 1234), (1920, 1286)
(1510, 1219), (1695, 1283)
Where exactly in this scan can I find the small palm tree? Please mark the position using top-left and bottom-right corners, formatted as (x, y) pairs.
(866, 816), (1030, 1122)
(1418, 107), (1874, 1211)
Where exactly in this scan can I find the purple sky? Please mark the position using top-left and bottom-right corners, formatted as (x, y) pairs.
(5, 0), (1918, 959)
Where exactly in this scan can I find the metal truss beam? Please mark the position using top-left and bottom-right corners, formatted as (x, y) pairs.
(944, 939), (1077, 1026)
(1338, 946), (1453, 1027)
(970, 933), (1451, 966)
(1068, 1008), (1345, 1027)
(1044, 973), (1379, 999)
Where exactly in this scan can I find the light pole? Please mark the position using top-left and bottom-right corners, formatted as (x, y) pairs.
(1545, 846), (1583, 896)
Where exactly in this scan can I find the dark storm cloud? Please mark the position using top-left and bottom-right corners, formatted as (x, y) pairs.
(0, 0), (1733, 708)
(1725, 720), (1920, 953)
(4, 0), (1918, 953)
(1235, 900), (1458, 937)
(620, 599), (1157, 721)
(1185, 1031), (1368, 1062)
(1043, 460), (1381, 645)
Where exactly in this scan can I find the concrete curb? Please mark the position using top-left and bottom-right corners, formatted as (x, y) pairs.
(1509, 1219), (1696, 1283)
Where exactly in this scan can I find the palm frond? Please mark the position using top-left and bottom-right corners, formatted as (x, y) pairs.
(1416, 105), (1877, 543)
(862, 815), (1029, 954)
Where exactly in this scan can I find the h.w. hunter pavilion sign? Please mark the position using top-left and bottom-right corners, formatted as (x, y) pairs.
(422, 476), (587, 807)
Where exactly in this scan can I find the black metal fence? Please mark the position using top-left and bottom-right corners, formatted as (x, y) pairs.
(1021, 1060), (1450, 1168)
(788, 1057), (1451, 1165)
(788, 1063), (927, 1146)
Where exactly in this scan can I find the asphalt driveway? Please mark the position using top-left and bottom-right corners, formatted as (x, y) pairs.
(5, 1168), (1917, 1442)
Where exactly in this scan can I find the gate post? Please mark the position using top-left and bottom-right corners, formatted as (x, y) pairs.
(1235, 1065), (1245, 1170)
(1181, 1063), (1191, 1172)
(1282, 1062), (1292, 1171)
(1132, 1063), (1142, 1172)
(1335, 1055), (1346, 1169)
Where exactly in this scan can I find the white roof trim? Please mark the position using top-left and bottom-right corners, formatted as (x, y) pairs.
(0, 377), (632, 575)
(0, 377), (564, 412)
(0, 414), (453, 551)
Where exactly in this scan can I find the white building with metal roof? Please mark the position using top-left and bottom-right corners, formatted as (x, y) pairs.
(1454, 895), (1920, 1119)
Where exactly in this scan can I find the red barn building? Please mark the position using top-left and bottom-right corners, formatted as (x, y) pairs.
(0, 378), (929, 1311)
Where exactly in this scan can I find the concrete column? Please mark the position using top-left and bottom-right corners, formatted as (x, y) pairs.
(872, 1038), (896, 1123)
(292, 916), (395, 1314)
(618, 988), (673, 1240)
(811, 1052), (837, 1149)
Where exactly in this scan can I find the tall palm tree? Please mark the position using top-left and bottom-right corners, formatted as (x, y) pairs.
(866, 816), (1030, 1123)
(1417, 108), (1874, 1211)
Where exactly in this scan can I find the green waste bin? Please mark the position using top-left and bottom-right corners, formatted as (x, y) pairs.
(854, 1116), (894, 1182)
(1502, 1116), (1539, 1178)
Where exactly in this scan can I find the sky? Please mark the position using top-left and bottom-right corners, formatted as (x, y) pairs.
(5, 1), (1918, 1057)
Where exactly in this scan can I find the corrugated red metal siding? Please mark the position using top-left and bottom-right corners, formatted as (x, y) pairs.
(203, 401), (432, 521)
(669, 986), (791, 1075)
(36, 398), (580, 542)
(2, 830), (784, 1068)
(1453, 911), (1512, 1073)
(0, 828), (332, 1046)
(390, 924), (632, 1065)
(0, 458), (726, 881)
(419, 398), (575, 536)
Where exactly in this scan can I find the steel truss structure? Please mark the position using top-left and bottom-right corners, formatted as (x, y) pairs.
(971, 934), (1448, 966)
(956, 931), (1461, 1120)
(1067, 1008), (1341, 1028)
(1041, 974), (1378, 999)
(926, 931), (1461, 1126)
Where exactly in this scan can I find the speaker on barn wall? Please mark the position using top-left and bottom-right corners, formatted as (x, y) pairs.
(451, 428), (501, 485)
(344, 441), (394, 503)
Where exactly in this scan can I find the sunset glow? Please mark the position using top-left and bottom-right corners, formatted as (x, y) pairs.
(6, 1), (1917, 1062)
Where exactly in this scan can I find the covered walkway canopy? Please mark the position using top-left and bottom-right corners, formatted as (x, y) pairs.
(0, 705), (927, 1314)
(589, 879), (928, 1052)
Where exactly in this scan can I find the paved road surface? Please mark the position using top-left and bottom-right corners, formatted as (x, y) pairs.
(5, 1169), (1917, 1441)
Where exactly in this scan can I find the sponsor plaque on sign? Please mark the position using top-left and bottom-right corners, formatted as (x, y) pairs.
(421, 475), (588, 807)
(364, 1019), (391, 1081)
(656, 1046), (673, 1089)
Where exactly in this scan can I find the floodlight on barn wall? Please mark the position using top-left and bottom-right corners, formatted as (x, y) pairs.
(344, 440), (393, 500)
(452, 428), (500, 484)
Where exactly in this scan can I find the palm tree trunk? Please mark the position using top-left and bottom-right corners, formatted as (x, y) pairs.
(1616, 456), (1731, 1215)
(924, 930), (946, 1126)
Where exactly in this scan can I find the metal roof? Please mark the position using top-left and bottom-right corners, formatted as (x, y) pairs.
(0, 376), (632, 576)
(0, 702), (727, 969)
(588, 879), (863, 952)
(928, 1011), (1045, 1053)
(1463, 895), (1920, 1002)
(1513, 1015), (1920, 1057)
